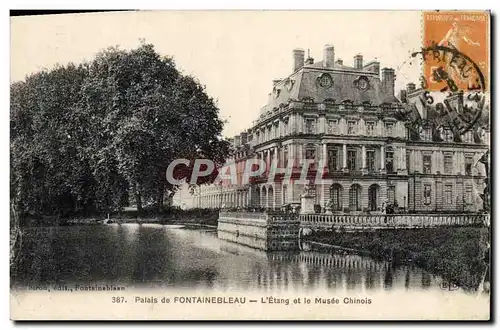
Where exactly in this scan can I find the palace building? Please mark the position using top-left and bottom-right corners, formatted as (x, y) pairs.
(192, 45), (489, 214)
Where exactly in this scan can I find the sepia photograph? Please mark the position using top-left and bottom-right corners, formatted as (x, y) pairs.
(9, 10), (491, 320)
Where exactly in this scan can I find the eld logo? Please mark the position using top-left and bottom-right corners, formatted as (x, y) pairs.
(439, 280), (460, 291)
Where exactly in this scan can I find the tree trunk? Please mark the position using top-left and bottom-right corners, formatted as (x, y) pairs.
(135, 182), (142, 213)
(10, 201), (23, 269)
(157, 184), (164, 213)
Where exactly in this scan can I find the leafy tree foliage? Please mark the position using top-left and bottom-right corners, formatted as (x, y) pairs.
(11, 43), (230, 219)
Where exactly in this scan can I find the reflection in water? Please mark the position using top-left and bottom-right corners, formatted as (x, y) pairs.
(11, 225), (488, 297)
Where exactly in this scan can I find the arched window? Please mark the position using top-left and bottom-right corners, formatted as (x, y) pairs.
(282, 185), (288, 205)
(261, 186), (267, 208)
(330, 184), (342, 211)
(368, 184), (379, 211)
(254, 187), (260, 207)
(349, 184), (362, 211)
(268, 186), (274, 210)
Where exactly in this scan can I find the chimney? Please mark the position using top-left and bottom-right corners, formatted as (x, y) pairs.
(364, 61), (380, 76)
(240, 132), (248, 145)
(354, 54), (363, 69)
(292, 48), (305, 72)
(381, 67), (396, 96)
(399, 89), (407, 103)
(323, 44), (335, 68)
(406, 82), (416, 93)
(234, 135), (241, 147)
(335, 58), (343, 65)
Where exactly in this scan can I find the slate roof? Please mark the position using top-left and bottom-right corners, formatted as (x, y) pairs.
(258, 60), (399, 117)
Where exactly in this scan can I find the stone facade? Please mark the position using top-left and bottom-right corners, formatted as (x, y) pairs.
(194, 45), (489, 214)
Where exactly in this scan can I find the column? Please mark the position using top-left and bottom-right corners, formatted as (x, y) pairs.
(290, 113), (296, 134)
(380, 145), (385, 170)
(342, 144), (347, 169)
(322, 143), (328, 162)
(362, 145), (366, 170)
(267, 149), (271, 173)
(400, 147), (406, 170)
(297, 114), (303, 133)
(272, 147), (278, 173)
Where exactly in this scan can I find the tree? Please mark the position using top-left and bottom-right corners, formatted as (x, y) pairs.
(10, 43), (230, 218)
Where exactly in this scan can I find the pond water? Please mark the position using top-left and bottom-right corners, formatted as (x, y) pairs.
(10, 224), (490, 297)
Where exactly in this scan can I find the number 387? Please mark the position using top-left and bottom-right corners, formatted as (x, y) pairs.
(112, 296), (126, 303)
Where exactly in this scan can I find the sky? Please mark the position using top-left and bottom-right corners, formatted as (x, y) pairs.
(11, 11), (422, 138)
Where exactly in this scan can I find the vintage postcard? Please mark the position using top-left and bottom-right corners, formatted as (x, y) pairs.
(10, 10), (491, 320)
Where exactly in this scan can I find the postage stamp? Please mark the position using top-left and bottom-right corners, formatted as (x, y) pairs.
(422, 11), (489, 92)
(10, 10), (491, 321)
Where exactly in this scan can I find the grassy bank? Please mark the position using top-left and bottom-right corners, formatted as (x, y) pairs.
(308, 226), (490, 291)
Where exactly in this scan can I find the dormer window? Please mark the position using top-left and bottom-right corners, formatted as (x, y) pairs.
(443, 128), (454, 142)
(366, 121), (375, 136)
(318, 73), (333, 89)
(328, 119), (338, 134)
(355, 76), (370, 91)
(385, 122), (394, 136)
(347, 120), (357, 135)
(420, 127), (432, 141)
(305, 118), (316, 134)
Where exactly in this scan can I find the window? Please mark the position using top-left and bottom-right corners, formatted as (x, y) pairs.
(465, 156), (473, 175)
(305, 119), (316, 134)
(348, 150), (357, 171)
(349, 185), (361, 211)
(347, 121), (357, 135)
(366, 122), (375, 136)
(328, 120), (338, 134)
(330, 184), (342, 211)
(443, 129), (454, 142)
(444, 184), (453, 205)
(385, 122), (394, 136)
(283, 146), (288, 168)
(424, 184), (432, 205)
(465, 185), (473, 204)
(328, 148), (338, 172)
(463, 131), (474, 143)
(444, 155), (453, 174)
(421, 127), (432, 141)
(283, 120), (289, 136)
(367, 150), (375, 172)
(387, 186), (395, 204)
(268, 126), (272, 139)
(423, 155), (432, 174)
(305, 148), (316, 160)
(386, 149), (394, 173)
(256, 132), (260, 143)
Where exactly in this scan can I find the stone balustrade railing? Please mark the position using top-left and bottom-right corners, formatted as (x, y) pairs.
(219, 211), (267, 221)
(300, 213), (490, 228)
